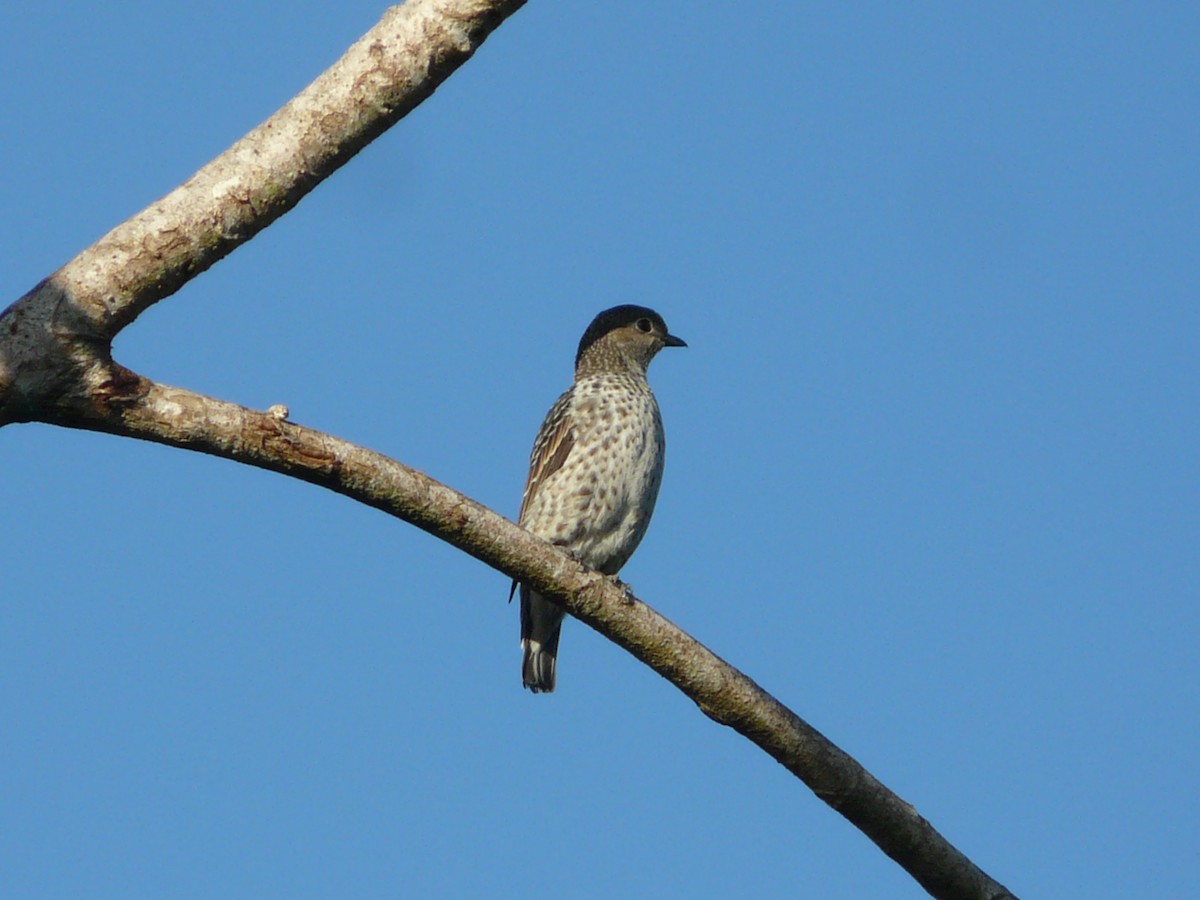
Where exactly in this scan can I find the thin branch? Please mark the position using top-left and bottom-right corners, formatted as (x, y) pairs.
(0, 2), (1018, 897)
(45, 373), (1011, 900)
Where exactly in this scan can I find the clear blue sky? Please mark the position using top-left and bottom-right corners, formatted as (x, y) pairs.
(2, 3), (1197, 897)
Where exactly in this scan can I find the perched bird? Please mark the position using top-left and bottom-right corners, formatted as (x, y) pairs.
(513, 305), (686, 693)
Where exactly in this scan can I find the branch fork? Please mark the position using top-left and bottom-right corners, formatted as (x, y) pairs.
(0, 3), (1015, 897)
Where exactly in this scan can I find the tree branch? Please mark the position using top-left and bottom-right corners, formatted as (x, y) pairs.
(61, 0), (527, 341)
(0, 2), (1017, 897)
(1, 0), (525, 424)
(61, 374), (1016, 900)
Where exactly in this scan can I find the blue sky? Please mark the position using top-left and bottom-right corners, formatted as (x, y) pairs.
(2, 3), (1197, 897)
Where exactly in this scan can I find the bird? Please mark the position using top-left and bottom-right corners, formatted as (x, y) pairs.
(513, 304), (686, 693)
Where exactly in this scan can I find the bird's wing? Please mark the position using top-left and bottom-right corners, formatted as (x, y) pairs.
(517, 390), (576, 526)
(509, 391), (576, 604)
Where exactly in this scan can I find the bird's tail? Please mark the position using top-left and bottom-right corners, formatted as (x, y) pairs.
(520, 586), (565, 693)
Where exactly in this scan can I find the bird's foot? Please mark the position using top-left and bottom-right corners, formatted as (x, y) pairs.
(606, 574), (637, 605)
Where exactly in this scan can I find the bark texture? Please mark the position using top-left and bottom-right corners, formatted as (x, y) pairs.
(0, 3), (1016, 898)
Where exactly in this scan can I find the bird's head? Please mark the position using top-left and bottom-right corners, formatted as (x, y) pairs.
(574, 305), (687, 376)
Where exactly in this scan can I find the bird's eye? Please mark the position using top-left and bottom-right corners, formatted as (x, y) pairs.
(635, 318), (653, 334)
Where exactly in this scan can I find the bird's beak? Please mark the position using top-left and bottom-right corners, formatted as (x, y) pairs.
(663, 333), (687, 348)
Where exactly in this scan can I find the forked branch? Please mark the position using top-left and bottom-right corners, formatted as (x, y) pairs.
(0, 3), (1015, 897)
